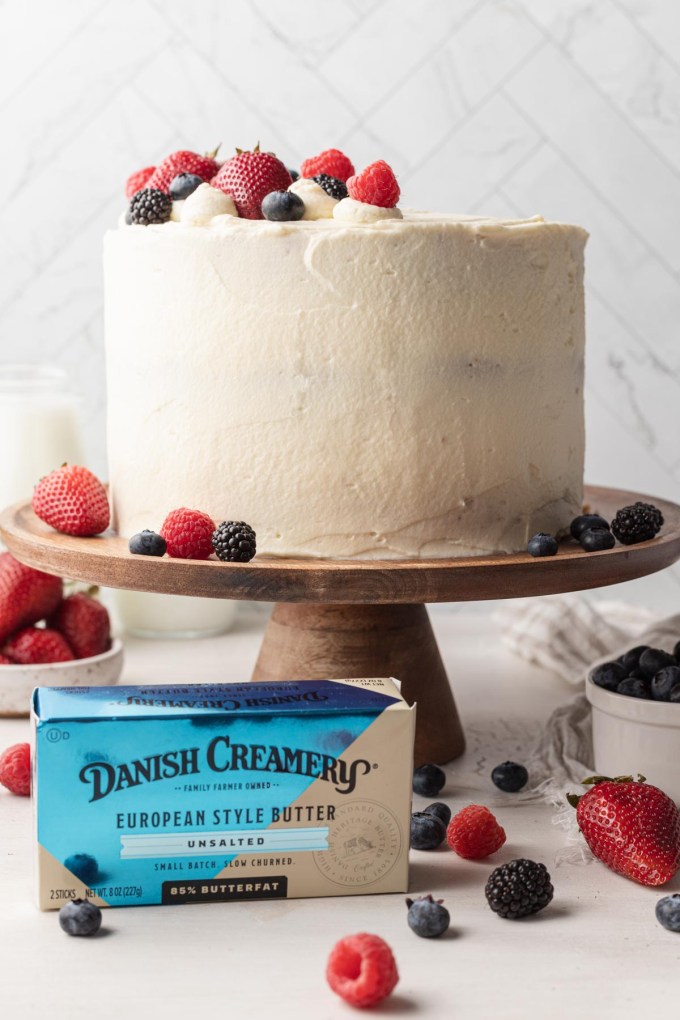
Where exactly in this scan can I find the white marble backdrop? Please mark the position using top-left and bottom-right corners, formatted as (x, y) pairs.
(0, 0), (679, 605)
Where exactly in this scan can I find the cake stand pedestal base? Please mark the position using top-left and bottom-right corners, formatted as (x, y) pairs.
(252, 603), (464, 766)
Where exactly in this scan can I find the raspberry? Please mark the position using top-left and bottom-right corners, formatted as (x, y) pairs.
(160, 508), (216, 560)
(33, 464), (110, 537)
(300, 148), (355, 183)
(0, 655), (12, 664)
(125, 165), (155, 198)
(347, 160), (400, 208)
(212, 146), (292, 219)
(326, 933), (398, 1009)
(146, 149), (221, 194)
(3, 627), (75, 664)
(0, 742), (31, 796)
(446, 804), (506, 860)
(48, 592), (111, 659)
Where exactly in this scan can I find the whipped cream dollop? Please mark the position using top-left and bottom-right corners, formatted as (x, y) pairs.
(288, 178), (337, 219)
(333, 198), (403, 224)
(180, 183), (238, 225)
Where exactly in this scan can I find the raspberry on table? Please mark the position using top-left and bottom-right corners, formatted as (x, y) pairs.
(446, 804), (506, 859)
(300, 148), (355, 183)
(0, 742), (31, 796)
(326, 933), (398, 1008)
(485, 858), (554, 919)
(347, 160), (400, 208)
(160, 508), (216, 560)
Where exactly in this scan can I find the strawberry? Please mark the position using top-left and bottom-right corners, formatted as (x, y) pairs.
(0, 743), (31, 796)
(48, 592), (111, 659)
(347, 160), (400, 208)
(300, 148), (355, 183)
(0, 553), (62, 643)
(33, 464), (109, 537)
(0, 655), (12, 664)
(146, 148), (221, 194)
(160, 508), (216, 560)
(4, 627), (74, 664)
(125, 165), (155, 198)
(569, 775), (680, 886)
(212, 146), (292, 219)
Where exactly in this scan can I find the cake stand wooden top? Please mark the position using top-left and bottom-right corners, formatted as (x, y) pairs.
(2, 486), (679, 605)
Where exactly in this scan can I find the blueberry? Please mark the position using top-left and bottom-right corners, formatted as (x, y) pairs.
(639, 647), (675, 677)
(410, 811), (446, 850)
(527, 533), (558, 557)
(261, 190), (304, 222)
(406, 895), (450, 938)
(423, 802), (451, 827)
(570, 514), (610, 540)
(129, 530), (167, 556)
(579, 528), (616, 552)
(288, 168), (299, 182)
(590, 661), (627, 692)
(58, 899), (102, 937)
(670, 685), (680, 703)
(169, 172), (203, 200)
(651, 666), (680, 701)
(656, 894), (680, 932)
(491, 761), (529, 793)
(620, 645), (650, 673)
(674, 639), (680, 663)
(616, 677), (649, 699)
(413, 763), (446, 797)
(64, 853), (99, 885)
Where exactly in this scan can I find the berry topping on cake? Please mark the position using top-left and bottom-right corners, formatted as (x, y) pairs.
(48, 592), (111, 659)
(485, 859), (554, 919)
(146, 148), (221, 194)
(446, 804), (506, 859)
(3, 626), (74, 664)
(491, 761), (529, 792)
(127, 188), (172, 226)
(326, 933), (398, 1008)
(579, 528), (615, 551)
(611, 502), (664, 545)
(0, 553), (62, 643)
(125, 165), (155, 198)
(212, 521), (257, 562)
(312, 174), (348, 200)
(527, 532), (558, 557)
(169, 172), (204, 200)
(261, 190), (305, 222)
(412, 763), (446, 797)
(161, 508), (216, 560)
(405, 895), (450, 938)
(0, 742), (31, 796)
(33, 465), (110, 537)
(212, 146), (292, 219)
(410, 811), (446, 850)
(300, 148), (355, 183)
(347, 160), (400, 208)
(129, 530), (167, 556)
(58, 899), (102, 937)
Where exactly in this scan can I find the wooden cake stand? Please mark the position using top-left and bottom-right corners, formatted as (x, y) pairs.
(3, 485), (680, 766)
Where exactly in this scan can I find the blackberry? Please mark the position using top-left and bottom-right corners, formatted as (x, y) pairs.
(58, 899), (102, 937)
(413, 764), (445, 797)
(579, 528), (615, 552)
(491, 761), (528, 793)
(312, 174), (348, 200)
(616, 677), (649, 699)
(590, 661), (627, 692)
(485, 858), (553, 919)
(527, 533), (558, 557)
(128, 187), (172, 226)
(422, 802), (451, 827)
(611, 502), (663, 545)
(406, 895), (450, 938)
(212, 521), (256, 562)
(651, 666), (680, 701)
(410, 811), (446, 850)
(570, 513), (610, 540)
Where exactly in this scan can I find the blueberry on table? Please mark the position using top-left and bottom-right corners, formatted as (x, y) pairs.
(64, 853), (99, 885)
(590, 661), (627, 692)
(410, 812), (446, 850)
(527, 533), (558, 557)
(261, 190), (305, 221)
(422, 802), (451, 827)
(616, 677), (650, 699)
(58, 899), (102, 937)
(406, 895), (450, 938)
(579, 528), (615, 552)
(651, 666), (680, 701)
(639, 648), (675, 677)
(570, 514), (610, 540)
(129, 530), (167, 556)
(491, 761), (529, 793)
(656, 894), (680, 932)
(412, 763), (446, 797)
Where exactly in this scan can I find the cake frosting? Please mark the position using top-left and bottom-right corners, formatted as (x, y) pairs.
(104, 210), (587, 559)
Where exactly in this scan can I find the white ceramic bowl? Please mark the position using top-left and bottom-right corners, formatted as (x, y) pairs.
(0, 638), (124, 717)
(586, 674), (680, 804)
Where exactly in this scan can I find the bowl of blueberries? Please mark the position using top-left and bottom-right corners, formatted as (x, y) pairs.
(587, 639), (680, 803)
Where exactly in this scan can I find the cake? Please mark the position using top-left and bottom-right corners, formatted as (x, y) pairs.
(105, 148), (587, 560)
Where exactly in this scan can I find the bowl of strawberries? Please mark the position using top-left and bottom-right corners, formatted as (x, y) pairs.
(0, 551), (122, 716)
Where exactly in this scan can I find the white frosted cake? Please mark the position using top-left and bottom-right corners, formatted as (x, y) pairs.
(105, 152), (587, 560)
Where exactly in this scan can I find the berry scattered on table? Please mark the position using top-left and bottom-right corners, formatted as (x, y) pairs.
(590, 661), (627, 692)
(651, 666), (680, 701)
(527, 532), (558, 557)
(616, 677), (649, 699)
(64, 853), (99, 885)
(485, 859), (554, 919)
(326, 933), (398, 1008)
(347, 160), (400, 208)
(410, 811), (446, 850)
(129, 530), (167, 557)
(620, 645), (650, 673)
(32, 464), (110, 537)
(0, 742), (30, 796)
(446, 804), (506, 860)
(312, 174), (348, 200)
(656, 894), (680, 932)
(300, 148), (355, 183)
(169, 172), (204, 200)
(570, 513), (610, 540)
(412, 763), (446, 797)
(58, 899), (102, 937)
(406, 895), (450, 938)
(568, 775), (680, 885)
(0, 552), (62, 643)
(146, 148), (221, 194)
(3, 627), (74, 664)
(160, 508), (216, 560)
(422, 802), (451, 827)
(48, 592), (110, 659)
(261, 190), (305, 222)
(125, 165), (155, 198)
(611, 502), (663, 545)
(212, 521), (257, 562)
(491, 761), (529, 793)
(127, 187), (173, 226)
(579, 528), (616, 552)
(212, 146), (292, 219)
(639, 647), (675, 677)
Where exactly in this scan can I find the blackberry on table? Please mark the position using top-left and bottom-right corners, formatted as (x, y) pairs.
(312, 173), (348, 200)
(212, 521), (256, 562)
(611, 502), (663, 545)
(485, 858), (553, 919)
(127, 187), (172, 225)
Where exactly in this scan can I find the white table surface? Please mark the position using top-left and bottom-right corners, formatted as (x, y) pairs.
(2, 606), (678, 1019)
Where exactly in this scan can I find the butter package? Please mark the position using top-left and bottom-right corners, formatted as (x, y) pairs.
(32, 678), (415, 909)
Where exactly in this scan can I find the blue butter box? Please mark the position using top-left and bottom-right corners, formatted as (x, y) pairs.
(32, 678), (415, 909)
